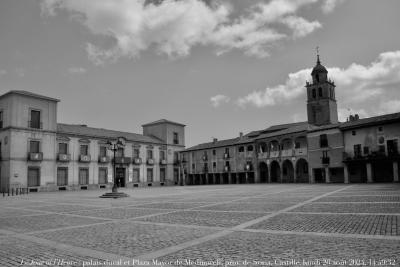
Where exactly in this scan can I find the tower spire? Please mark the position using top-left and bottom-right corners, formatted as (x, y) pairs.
(316, 46), (320, 64)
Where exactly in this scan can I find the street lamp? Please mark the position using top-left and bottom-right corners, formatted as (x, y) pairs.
(100, 137), (128, 198)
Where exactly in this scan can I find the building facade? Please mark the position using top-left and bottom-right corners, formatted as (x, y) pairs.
(181, 56), (400, 184)
(0, 91), (185, 192)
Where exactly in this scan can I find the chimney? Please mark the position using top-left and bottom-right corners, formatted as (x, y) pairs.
(239, 132), (243, 139)
(213, 138), (218, 143)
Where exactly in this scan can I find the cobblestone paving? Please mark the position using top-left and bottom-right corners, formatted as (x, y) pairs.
(248, 213), (400, 235)
(67, 207), (169, 219)
(0, 213), (105, 233)
(134, 210), (269, 227)
(291, 202), (400, 213)
(34, 221), (217, 258)
(1, 184), (400, 267)
(159, 231), (400, 267)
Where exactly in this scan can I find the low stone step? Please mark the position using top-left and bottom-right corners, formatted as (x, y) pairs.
(99, 192), (129, 198)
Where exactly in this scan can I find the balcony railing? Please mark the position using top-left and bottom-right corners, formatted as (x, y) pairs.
(147, 158), (154, 165)
(28, 152), (43, 161)
(114, 157), (131, 164)
(270, 151), (279, 158)
(133, 158), (142, 165)
(79, 155), (91, 162)
(224, 165), (230, 172)
(223, 153), (230, 159)
(28, 121), (43, 129)
(281, 149), (293, 157)
(160, 159), (167, 165)
(202, 155), (208, 161)
(57, 153), (70, 162)
(98, 156), (110, 163)
(245, 163), (253, 171)
(258, 152), (269, 159)
(203, 166), (209, 173)
(295, 148), (307, 156)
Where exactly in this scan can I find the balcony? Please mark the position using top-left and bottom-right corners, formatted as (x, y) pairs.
(28, 152), (43, 161)
(98, 156), (110, 163)
(147, 158), (154, 165)
(258, 152), (269, 159)
(28, 121), (43, 129)
(114, 157), (131, 164)
(322, 157), (330, 165)
(160, 159), (167, 165)
(79, 155), (91, 163)
(203, 166), (209, 173)
(57, 153), (70, 162)
(224, 165), (230, 172)
(202, 155), (208, 161)
(281, 149), (293, 157)
(133, 158), (142, 165)
(245, 163), (253, 171)
(295, 148), (307, 156)
(223, 153), (230, 159)
(270, 151), (279, 158)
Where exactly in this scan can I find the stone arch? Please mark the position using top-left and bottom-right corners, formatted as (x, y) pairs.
(282, 160), (294, 183)
(270, 161), (280, 183)
(295, 158), (309, 183)
(259, 162), (268, 183)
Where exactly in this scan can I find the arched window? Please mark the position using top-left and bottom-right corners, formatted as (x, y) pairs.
(312, 89), (316, 98)
(316, 74), (319, 82)
(318, 87), (323, 97)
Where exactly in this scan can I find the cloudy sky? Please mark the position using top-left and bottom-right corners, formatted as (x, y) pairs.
(1, 0), (400, 147)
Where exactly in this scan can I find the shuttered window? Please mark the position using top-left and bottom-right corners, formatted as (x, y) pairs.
(160, 168), (166, 182)
(28, 167), (40, 187)
(147, 168), (153, 182)
(57, 168), (68, 186)
(98, 168), (107, 184)
(133, 169), (140, 183)
(79, 168), (89, 185)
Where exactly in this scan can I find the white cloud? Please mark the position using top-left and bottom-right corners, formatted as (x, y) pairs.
(68, 67), (87, 74)
(321, 0), (346, 14)
(40, 0), (329, 64)
(210, 94), (230, 107)
(236, 51), (400, 120)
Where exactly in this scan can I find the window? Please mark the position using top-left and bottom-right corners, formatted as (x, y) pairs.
(133, 148), (140, 158)
(192, 163), (195, 171)
(30, 110), (41, 129)
(174, 152), (179, 163)
(352, 130), (356, 136)
(354, 144), (362, 158)
(79, 168), (89, 185)
(295, 142), (301, 149)
(173, 132), (179, 144)
(225, 161), (230, 167)
(238, 146), (244, 152)
(57, 167), (68, 186)
(30, 140), (40, 153)
(99, 146), (107, 157)
(98, 167), (107, 184)
(133, 169), (140, 183)
(363, 146), (369, 155)
(378, 126), (383, 132)
(319, 134), (328, 148)
(0, 111), (3, 128)
(80, 145), (88, 155)
(28, 167), (40, 187)
(160, 168), (166, 182)
(322, 150), (328, 158)
(247, 145), (253, 151)
(378, 145), (386, 155)
(147, 149), (153, 159)
(318, 87), (322, 97)
(312, 89), (316, 99)
(58, 143), (68, 154)
(212, 149), (216, 156)
(160, 150), (166, 160)
(116, 147), (124, 157)
(147, 168), (153, 182)
(213, 162), (216, 169)
(387, 139), (399, 156)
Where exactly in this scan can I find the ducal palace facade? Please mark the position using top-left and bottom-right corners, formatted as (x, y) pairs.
(1, 55), (399, 192)
(0, 90), (185, 192)
(181, 56), (400, 185)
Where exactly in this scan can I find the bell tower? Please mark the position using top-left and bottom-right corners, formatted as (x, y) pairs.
(306, 51), (338, 126)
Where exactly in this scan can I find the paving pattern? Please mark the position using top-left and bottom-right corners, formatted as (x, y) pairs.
(0, 184), (399, 267)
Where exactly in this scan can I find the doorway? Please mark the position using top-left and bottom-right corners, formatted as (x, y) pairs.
(116, 168), (126, 187)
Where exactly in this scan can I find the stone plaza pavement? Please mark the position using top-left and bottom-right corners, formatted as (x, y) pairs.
(1, 184), (399, 267)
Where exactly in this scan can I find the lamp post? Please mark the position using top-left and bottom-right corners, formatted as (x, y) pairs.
(100, 137), (128, 198)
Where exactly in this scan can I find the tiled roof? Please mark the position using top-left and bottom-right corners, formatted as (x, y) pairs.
(57, 123), (164, 144)
(142, 119), (186, 127)
(184, 136), (253, 152)
(0, 90), (60, 102)
(339, 112), (400, 130)
(255, 122), (310, 140)
(247, 121), (308, 138)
